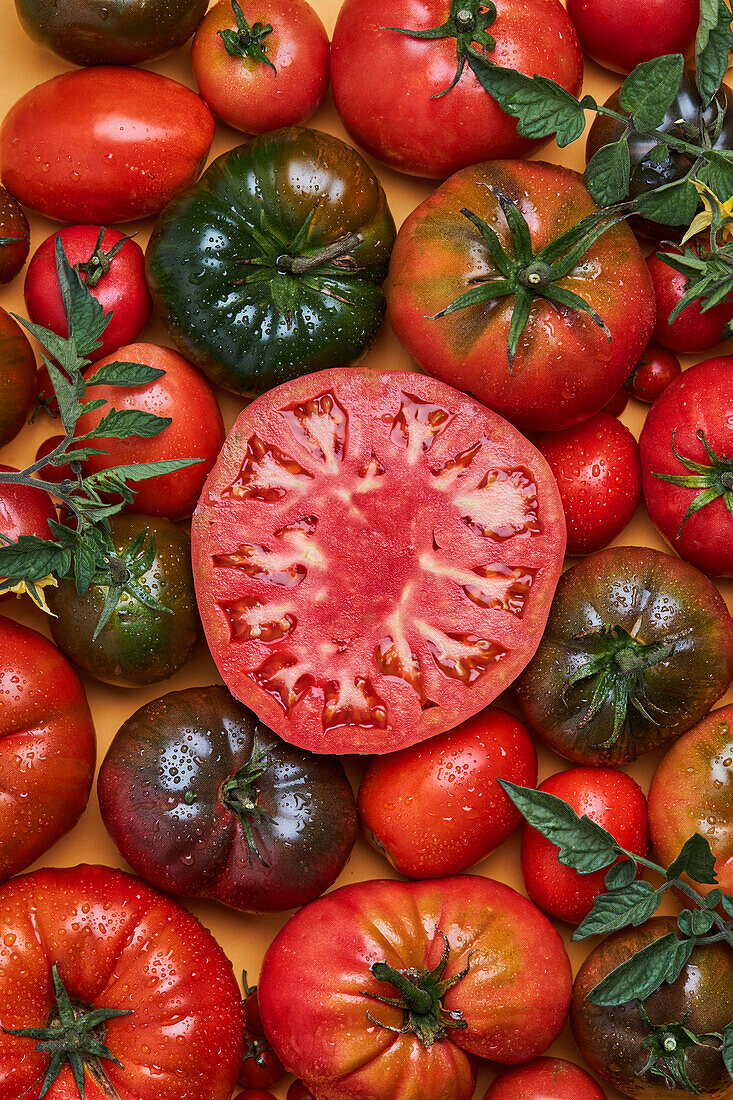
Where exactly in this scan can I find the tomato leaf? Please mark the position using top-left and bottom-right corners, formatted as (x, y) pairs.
(605, 859), (637, 890)
(666, 833), (719, 884)
(86, 361), (165, 388)
(636, 173), (699, 226)
(54, 235), (109, 362)
(83, 408), (172, 440)
(722, 1021), (733, 1081)
(587, 933), (695, 1006)
(573, 881), (663, 941)
(696, 0), (733, 107)
(585, 136), (631, 205)
(499, 782), (621, 873)
(0, 534), (72, 582)
(619, 54), (685, 132)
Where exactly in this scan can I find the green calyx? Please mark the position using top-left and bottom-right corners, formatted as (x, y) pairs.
(2, 964), (131, 1100)
(219, 0), (277, 73)
(638, 1004), (724, 1094)
(220, 735), (273, 865)
(362, 930), (472, 1048)
(565, 623), (693, 747)
(431, 191), (629, 373)
(386, 0), (497, 98)
(653, 428), (733, 534)
(76, 228), (133, 289)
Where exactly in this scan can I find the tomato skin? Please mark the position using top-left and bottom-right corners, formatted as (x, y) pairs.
(358, 707), (537, 878)
(521, 768), (649, 924)
(0, 68), (215, 224)
(0, 616), (95, 883)
(24, 226), (152, 363)
(484, 1057), (607, 1099)
(602, 386), (628, 417)
(626, 343), (681, 403)
(0, 187), (29, 284)
(33, 437), (79, 487)
(0, 306), (36, 448)
(239, 1093), (277, 1100)
(639, 357), (733, 578)
(572, 918), (733, 1099)
(648, 705), (733, 900)
(75, 343), (225, 521)
(238, 1033), (286, 1088)
(192, 0), (330, 134)
(648, 244), (733, 353)
(331, 0), (582, 178)
(387, 160), (655, 432)
(566, 0), (698, 74)
(0, 864), (244, 1100)
(259, 876), (572, 1100)
(288, 1085), (317, 1100)
(0, 465), (55, 555)
(536, 414), (642, 556)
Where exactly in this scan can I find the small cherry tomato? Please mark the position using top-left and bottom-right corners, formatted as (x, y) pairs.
(521, 767), (649, 924)
(0, 187), (29, 283)
(626, 342), (682, 403)
(648, 242), (733, 353)
(566, 0), (698, 74)
(536, 413), (641, 556)
(358, 707), (537, 878)
(484, 1056), (607, 1098)
(24, 225), (152, 363)
(242, 973), (264, 1036)
(34, 436), (82, 487)
(0, 305), (36, 448)
(191, 0), (330, 134)
(238, 1033), (285, 1089)
(602, 386), (628, 417)
(288, 1084), (316, 1100)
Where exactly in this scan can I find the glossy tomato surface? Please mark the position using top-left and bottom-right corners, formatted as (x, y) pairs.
(146, 128), (395, 397)
(0, 616), (95, 882)
(626, 343), (681, 404)
(521, 767), (649, 924)
(648, 244), (733, 353)
(0, 864), (243, 1100)
(566, 0), (698, 74)
(192, 0), (330, 134)
(484, 1057), (607, 1099)
(516, 546), (733, 764)
(387, 160), (655, 431)
(0, 187), (29, 284)
(0, 465), (55, 601)
(259, 876), (572, 1100)
(0, 307), (35, 448)
(331, 0), (582, 178)
(358, 706), (537, 877)
(192, 367), (566, 755)
(75, 343), (225, 520)
(98, 685), (357, 912)
(0, 67), (214, 223)
(239, 1034), (286, 1089)
(639, 357), (733, 578)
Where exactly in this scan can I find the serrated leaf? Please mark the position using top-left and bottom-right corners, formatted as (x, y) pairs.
(574, 881), (662, 940)
(0, 536), (71, 581)
(587, 933), (695, 1006)
(54, 236), (109, 360)
(91, 459), (201, 483)
(705, 150), (733, 202)
(585, 137), (631, 205)
(86, 361), (165, 388)
(697, 0), (733, 107)
(619, 54), (684, 131)
(636, 174), (699, 226)
(83, 408), (171, 440)
(73, 535), (101, 597)
(11, 314), (73, 367)
(667, 833), (719, 884)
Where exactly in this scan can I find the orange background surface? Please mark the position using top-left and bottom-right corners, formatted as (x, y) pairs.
(1, 2), (732, 1098)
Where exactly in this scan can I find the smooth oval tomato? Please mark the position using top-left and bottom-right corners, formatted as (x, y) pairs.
(648, 243), (733, 353)
(75, 343), (225, 521)
(572, 918), (733, 1099)
(521, 767), (649, 924)
(0, 68), (215, 224)
(648, 705), (733, 900)
(387, 160), (655, 432)
(98, 684), (358, 912)
(24, 226), (152, 363)
(626, 343), (681, 404)
(192, 0), (330, 134)
(536, 414), (642, 556)
(146, 128), (396, 397)
(639, 357), (733, 578)
(259, 876), (572, 1100)
(566, 0), (698, 74)
(516, 545), (733, 764)
(14, 0), (208, 64)
(192, 367), (566, 756)
(0, 187), (29, 284)
(484, 1057), (607, 1099)
(48, 513), (201, 686)
(0, 863), (243, 1100)
(0, 616), (95, 883)
(0, 306), (36, 448)
(358, 706), (537, 877)
(331, 0), (582, 178)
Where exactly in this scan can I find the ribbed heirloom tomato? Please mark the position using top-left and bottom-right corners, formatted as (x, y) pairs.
(192, 367), (566, 755)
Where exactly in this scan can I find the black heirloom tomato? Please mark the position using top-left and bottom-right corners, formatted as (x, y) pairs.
(515, 545), (733, 765)
(98, 685), (358, 912)
(146, 128), (396, 398)
(14, 0), (209, 66)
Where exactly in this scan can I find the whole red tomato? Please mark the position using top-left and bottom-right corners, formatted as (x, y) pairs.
(0, 187), (29, 284)
(331, 0), (582, 178)
(0, 616), (95, 883)
(387, 161), (655, 431)
(0, 67), (214, 223)
(565, 0), (698, 74)
(259, 876), (572, 1100)
(242, 973), (264, 1035)
(521, 767), (649, 924)
(536, 413), (642, 556)
(626, 343), (681, 404)
(648, 244), (733, 354)
(74, 343), (225, 520)
(0, 864), (244, 1099)
(0, 306), (36, 448)
(358, 706), (537, 877)
(648, 704), (733, 900)
(239, 1033), (285, 1089)
(192, 0), (330, 134)
(484, 1057), (607, 1098)
(639, 356), (733, 578)
(24, 226), (152, 363)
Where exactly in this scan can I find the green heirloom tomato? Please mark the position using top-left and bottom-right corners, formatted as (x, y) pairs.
(48, 514), (201, 687)
(146, 128), (396, 398)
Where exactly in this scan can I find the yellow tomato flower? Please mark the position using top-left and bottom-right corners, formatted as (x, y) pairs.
(682, 180), (733, 244)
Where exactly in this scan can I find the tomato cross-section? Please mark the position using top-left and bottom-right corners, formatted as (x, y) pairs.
(192, 369), (566, 753)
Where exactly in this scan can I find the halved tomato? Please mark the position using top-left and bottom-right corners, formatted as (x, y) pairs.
(192, 368), (566, 754)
